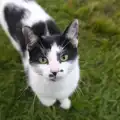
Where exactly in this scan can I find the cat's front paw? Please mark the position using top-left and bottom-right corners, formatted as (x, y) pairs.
(59, 98), (71, 110)
(40, 97), (56, 107)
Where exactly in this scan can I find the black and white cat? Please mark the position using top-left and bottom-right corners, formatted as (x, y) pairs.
(0, 0), (80, 109)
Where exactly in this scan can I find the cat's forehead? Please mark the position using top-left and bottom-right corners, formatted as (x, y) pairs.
(47, 43), (61, 59)
(50, 43), (60, 51)
(42, 35), (61, 43)
(40, 35), (62, 49)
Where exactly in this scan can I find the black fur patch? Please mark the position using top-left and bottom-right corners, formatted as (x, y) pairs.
(59, 35), (78, 61)
(31, 20), (61, 37)
(46, 20), (61, 35)
(4, 3), (26, 52)
(29, 44), (47, 63)
(32, 22), (46, 37)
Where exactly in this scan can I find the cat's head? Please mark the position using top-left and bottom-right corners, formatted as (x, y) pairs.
(22, 19), (79, 81)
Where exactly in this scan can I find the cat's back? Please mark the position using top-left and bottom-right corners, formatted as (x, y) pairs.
(0, 0), (51, 52)
(0, 0), (51, 27)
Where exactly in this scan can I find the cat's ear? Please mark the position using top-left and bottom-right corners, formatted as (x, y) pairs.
(22, 26), (38, 50)
(63, 19), (79, 47)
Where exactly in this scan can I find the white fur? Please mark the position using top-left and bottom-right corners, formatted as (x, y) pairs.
(60, 98), (71, 109)
(0, 0), (80, 109)
(48, 43), (60, 72)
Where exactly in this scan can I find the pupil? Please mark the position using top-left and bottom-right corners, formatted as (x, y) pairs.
(42, 58), (45, 61)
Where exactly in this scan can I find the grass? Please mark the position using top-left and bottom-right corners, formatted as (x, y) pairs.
(0, 0), (120, 119)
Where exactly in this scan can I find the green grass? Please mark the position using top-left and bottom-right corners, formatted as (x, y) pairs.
(0, 0), (120, 119)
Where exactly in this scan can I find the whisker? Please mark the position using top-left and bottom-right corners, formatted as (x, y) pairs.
(37, 42), (49, 59)
(77, 86), (84, 96)
(61, 38), (67, 47)
(37, 40), (48, 57)
(29, 94), (36, 112)
(36, 72), (43, 76)
(40, 47), (46, 57)
(62, 40), (71, 50)
(80, 80), (87, 86)
(39, 39), (46, 50)
(39, 46), (49, 60)
(17, 85), (29, 99)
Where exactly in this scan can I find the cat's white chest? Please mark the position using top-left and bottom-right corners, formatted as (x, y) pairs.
(28, 64), (80, 100)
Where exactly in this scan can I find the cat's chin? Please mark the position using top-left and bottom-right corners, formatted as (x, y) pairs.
(48, 76), (64, 82)
(49, 78), (57, 82)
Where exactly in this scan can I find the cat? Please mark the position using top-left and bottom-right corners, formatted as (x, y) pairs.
(0, 0), (80, 109)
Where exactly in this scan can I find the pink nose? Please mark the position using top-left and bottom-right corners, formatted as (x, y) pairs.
(51, 72), (57, 76)
(50, 66), (59, 73)
(49, 61), (59, 73)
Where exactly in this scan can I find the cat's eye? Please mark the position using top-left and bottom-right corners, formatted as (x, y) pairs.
(60, 54), (68, 62)
(39, 57), (48, 64)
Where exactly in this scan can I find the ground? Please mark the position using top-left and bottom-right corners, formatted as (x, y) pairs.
(0, 0), (120, 120)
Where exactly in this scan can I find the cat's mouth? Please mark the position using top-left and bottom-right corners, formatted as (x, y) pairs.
(49, 76), (57, 82)
(50, 78), (56, 82)
(49, 76), (63, 82)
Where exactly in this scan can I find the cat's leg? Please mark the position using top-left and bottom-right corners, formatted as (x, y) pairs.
(59, 98), (71, 109)
(39, 97), (56, 107)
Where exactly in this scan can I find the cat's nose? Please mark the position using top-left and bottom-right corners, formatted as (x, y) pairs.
(49, 72), (58, 78)
(52, 72), (57, 76)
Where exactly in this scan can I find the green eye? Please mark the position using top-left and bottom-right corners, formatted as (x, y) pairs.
(39, 57), (47, 64)
(60, 54), (68, 62)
